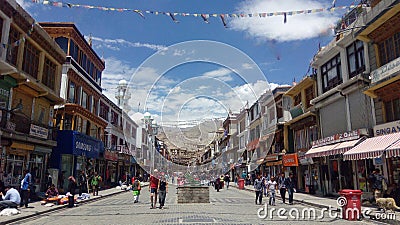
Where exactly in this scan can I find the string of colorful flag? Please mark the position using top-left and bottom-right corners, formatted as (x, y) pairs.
(1, 23), (35, 50)
(31, 0), (364, 27)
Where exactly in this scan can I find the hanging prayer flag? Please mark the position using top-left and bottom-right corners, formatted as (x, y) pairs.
(220, 14), (227, 28)
(201, 14), (209, 23)
(168, 13), (179, 23)
(284, 13), (287, 23)
(133, 10), (145, 19)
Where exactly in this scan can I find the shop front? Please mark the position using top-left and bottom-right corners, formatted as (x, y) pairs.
(51, 130), (103, 191)
(282, 153), (299, 186)
(305, 129), (367, 195)
(264, 154), (283, 177)
(104, 150), (118, 186)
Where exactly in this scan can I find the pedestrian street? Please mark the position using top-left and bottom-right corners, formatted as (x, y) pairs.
(11, 184), (375, 225)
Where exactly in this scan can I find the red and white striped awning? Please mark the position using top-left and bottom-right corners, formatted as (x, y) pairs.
(305, 143), (340, 158)
(343, 132), (400, 160)
(305, 138), (363, 158)
(386, 139), (400, 158)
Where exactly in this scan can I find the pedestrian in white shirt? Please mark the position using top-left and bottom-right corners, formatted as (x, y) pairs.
(267, 176), (278, 206)
(0, 186), (21, 209)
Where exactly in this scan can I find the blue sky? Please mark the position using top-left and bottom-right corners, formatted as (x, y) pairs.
(19, 0), (359, 124)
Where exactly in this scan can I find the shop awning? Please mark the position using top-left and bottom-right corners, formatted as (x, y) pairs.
(10, 142), (34, 151)
(385, 139), (400, 158)
(305, 138), (364, 158)
(305, 143), (339, 158)
(343, 132), (400, 160)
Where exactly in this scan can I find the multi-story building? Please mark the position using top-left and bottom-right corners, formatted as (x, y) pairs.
(219, 112), (238, 180)
(344, 0), (400, 187)
(309, 6), (373, 195)
(246, 101), (262, 173)
(283, 76), (318, 193)
(0, 0), (65, 191)
(236, 106), (248, 176)
(41, 22), (107, 190)
(261, 86), (291, 177)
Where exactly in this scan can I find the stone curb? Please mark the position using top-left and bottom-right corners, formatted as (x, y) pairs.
(0, 184), (149, 225)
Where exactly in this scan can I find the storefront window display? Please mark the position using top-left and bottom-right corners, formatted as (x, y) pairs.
(5, 154), (25, 187)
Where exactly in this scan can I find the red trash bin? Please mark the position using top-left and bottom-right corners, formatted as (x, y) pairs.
(338, 189), (362, 221)
(238, 179), (245, 190)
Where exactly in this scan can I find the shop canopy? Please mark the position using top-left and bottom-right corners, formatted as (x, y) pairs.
(385, 139), (400, 158)
(343, 132), (400, 160)
(305, 139), (363, 158)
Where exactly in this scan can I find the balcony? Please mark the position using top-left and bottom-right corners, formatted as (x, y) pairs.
(289, 103), (304, 119)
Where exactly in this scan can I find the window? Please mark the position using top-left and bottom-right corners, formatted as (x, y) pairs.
(70, 40), (79, 61)
(88, 95), (93, 112)
(42, 57), (56, 90)
(239, 119), (245, 133)
(99, 102), (109, 120)
(294, 129), (307, 150)
(378, 32), (400, 66)
(294, 93), (301, 106)
(82, 119), (87, 135)
(384, 98), (400, 122)
(347, 40), (365, 78)
(269, 107), (275, 123)
(55, 37), (68, 54)
(81, 91), (88, 109)
(321, 54), (342, 92)
(132, 127), (136, 138)
(6, 26), (20, 66)
(68, 82), (75, 103)
(305, 86), (315, 108)
(22, 41), (40, 79)
(111, 111), (118, 125)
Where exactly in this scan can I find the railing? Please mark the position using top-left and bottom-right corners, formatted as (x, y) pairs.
(0, 111), (57, 141)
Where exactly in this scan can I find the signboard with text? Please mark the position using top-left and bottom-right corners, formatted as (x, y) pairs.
(371, 56), (400, 84)
(373, 120), (400, 136)
(311, 130), (360, 147)
(29, 124), (48, 139)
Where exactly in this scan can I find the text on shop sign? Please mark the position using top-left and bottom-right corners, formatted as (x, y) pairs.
(312, 130), (360, 147)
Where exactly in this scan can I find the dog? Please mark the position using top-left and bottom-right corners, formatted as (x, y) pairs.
(0, 208), (20, 216)
(376, 198), (400, 212)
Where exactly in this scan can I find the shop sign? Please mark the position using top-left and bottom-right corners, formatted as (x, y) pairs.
(283, 153), (299, 167)
(311, 130), (360, 147)
(298, 152), (313, 165)
(104, 150), (118, 161)
(265, 154), (278, 162)
(374, 157), (383, 166)
(29, 124), (48, 139)
(371, 56), (400, 84)
(118, 146), (131, 155)
(373, 120), (400, 136)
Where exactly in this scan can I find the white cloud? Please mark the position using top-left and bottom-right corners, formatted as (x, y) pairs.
(230, 0), (340, 42)
(242, 63), (254, 70)
(202, 68), (233, 82)
(91, 36), (168, 51)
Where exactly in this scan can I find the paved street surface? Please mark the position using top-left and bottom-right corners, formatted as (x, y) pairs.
(7, 184), (379, 225)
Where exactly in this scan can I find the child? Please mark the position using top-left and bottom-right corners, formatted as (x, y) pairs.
(267, 176), (278, 206)
(132, 177), (141, 203)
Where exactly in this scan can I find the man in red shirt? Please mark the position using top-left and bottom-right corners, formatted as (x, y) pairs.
(149, 169), (160, 209)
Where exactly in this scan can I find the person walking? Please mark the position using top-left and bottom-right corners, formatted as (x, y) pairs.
(0, 186), (21, 210)
(20, 169), (32, 208)
(158, 179), (168, 209)
(267, 176), (278, 206)
(284, 173), (296, 205)
(254, 174), (264, 205)
(132, 177), (141, 203)
(368, 168), (388, 202)
(278, 172), (287, 204)
(78, 170), (87, 196)
(67, 176), (77, 208)
(215, 177), (221, 192)
(91, 172), (102, 196)
(149, 170), (160, 209)
(224, 174), (230, 190)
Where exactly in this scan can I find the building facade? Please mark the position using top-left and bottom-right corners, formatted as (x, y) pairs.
(0, 0), (65, 191)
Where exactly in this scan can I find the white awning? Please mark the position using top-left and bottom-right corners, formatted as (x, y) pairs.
(386, 139), (400, 158)
(305, 139), (363, 158)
